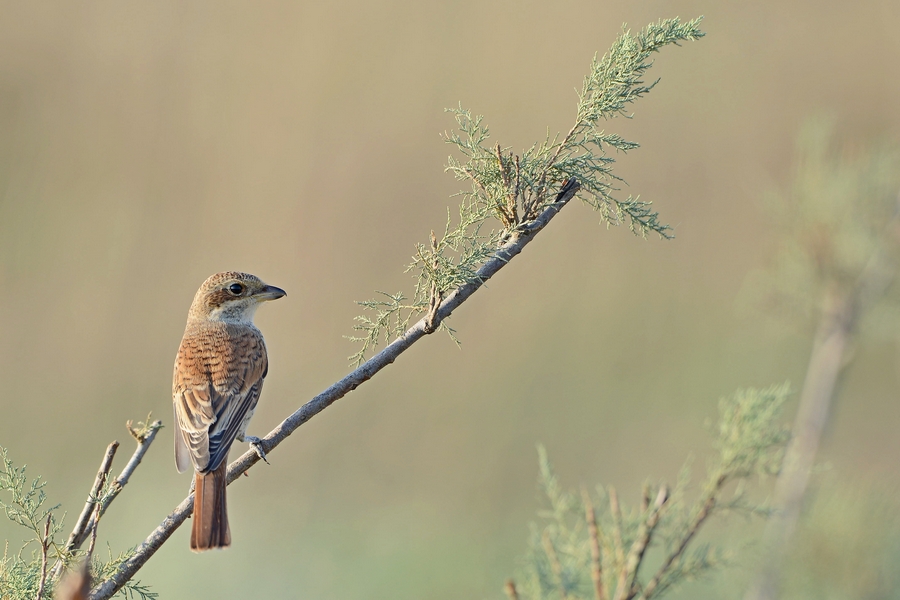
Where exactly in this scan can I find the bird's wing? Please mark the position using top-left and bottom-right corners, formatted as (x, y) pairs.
(173, 410), (192, 473)
(206, 378), (264, 471)
(173, 323), (268, 474)
(173, 376), (217, 472)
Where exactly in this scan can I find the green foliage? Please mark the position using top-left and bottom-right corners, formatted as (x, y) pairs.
(90, 547), (158, 600)
(778, 477), (900, 600)
(510, 384), (790, 600)
(0, 446), (63, 600)
(743, 117), (900, 332)
(349, 17), (705, 364)
(0, 447), (63, 546)
(0, 447), (156, 600)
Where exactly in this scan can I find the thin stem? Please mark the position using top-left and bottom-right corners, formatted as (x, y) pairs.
(639, 476), (724, 600)
(542, 529), (568, 600)
(582, 488), (607, 600)
(622, 485), (668, 600)
(86, 498), (102, 560)
(64, 442), (118, 554)
(529, 122), (580, 218)
(639, 483), (650, 514)
(35, 514), (52, 600)
(85, 421), (163, 546)
(608, 486), (626, 597)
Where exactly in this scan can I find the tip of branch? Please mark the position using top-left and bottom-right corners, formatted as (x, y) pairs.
(126, 416), (164, 443)
(655, 484), (669, 508)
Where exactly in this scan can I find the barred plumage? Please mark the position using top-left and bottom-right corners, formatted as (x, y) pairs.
(172, 271), (285, 551)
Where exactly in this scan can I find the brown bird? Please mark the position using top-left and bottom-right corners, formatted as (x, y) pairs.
(173, 271), (285, 551)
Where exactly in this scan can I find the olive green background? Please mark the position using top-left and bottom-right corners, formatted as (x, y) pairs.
(1, 1), (898, 598)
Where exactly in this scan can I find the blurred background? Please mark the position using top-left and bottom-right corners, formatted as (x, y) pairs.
(1, 1), (899, 598)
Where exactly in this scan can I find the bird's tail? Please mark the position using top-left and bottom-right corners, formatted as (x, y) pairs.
(191, 462), (230, 551)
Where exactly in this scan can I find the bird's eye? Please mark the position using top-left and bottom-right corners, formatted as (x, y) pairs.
(228, 283), (244, 295)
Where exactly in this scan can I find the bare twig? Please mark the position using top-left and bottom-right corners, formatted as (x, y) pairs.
(582, 488), (608, 600)
(504, 579), (520, 600)
(86, 499), (102, 561)
(82, 420), (163, 540)
(621, 486), (668, 600)
(495, 143), (519, 226)
(608, 487), (626, 593)
(36, 514), (52, 600)
(542, 529), (568, 600)
(639, 476), (724, 600)
(527, 122), (580, 219)
(423, 231), (443, 334)
(55, 479), (106, 600)
(58, 442), (118, 564)
(639, 483), (650, 514)
(52, 420), (163, 583)
(87, 179), (581, 600)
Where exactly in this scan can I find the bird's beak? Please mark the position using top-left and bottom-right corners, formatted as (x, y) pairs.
(255, 285), (287, 301)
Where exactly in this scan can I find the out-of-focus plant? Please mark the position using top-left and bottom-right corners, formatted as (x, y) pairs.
(741, 119), (900, 600)
(506, 384), (790, 600)
(349, 18), (705, 365)
(776, 477), (900, 600)
(753, 118), (900, 322)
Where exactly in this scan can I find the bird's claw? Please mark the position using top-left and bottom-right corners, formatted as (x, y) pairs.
(243, 436), (270, 464)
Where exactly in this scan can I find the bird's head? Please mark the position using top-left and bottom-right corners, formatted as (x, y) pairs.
(187, 271), (286, 324)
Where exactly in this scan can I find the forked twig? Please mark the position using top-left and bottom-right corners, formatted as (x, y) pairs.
(82, 420), (163, 542)
(52, 420), (163, 583)
(620, 486), (668, 600)
(63, 442), (118, 555)
(639, 476), (724, 600)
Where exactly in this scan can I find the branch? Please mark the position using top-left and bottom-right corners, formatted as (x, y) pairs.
(81, 420), (163, 544)
(608, 487), (626, 592)
(87, 178), (581, 600)
(582, 488), (608, 600)
(638, 475), (724, 600)
(622, 485), (668, 600)
(56, 475), (108, 600)
(86, 493), (103, 561)
(35, 513), (52, 600)
(61, 442), (119, 557)
(542, 529), (568, 600)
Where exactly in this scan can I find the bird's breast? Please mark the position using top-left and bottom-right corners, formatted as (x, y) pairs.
(175, 321), (267, 393)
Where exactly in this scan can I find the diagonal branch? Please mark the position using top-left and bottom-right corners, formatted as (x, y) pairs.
(582, 487), (608, 600)
(61, 443), (119, 556)
(638, 475), (725, 600)
(543, 529), (569, 599)
(622, 485), (668, 600)
(87, 178), (581, 600)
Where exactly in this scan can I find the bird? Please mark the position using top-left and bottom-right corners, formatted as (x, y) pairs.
(172, 271), (285, 551)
